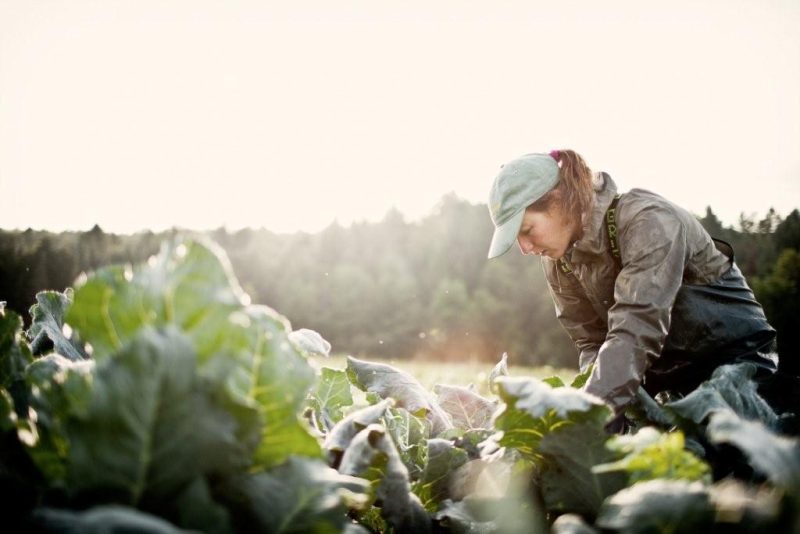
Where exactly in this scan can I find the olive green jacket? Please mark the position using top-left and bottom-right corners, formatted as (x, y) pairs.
(542, 173), (775, 412)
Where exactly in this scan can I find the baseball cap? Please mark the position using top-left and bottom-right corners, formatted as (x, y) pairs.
(487, 153), (560, 259)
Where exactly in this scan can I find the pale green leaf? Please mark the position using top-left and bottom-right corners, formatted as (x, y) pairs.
(288, 328), (331, 358)
(346, 356), (452, 435)
(307, 367), (353, 432)
(27, 290), (87, 360)
(593, 427), (711, 484)
(434, 384), (497, 431)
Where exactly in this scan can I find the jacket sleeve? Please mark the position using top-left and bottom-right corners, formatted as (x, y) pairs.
(542, 259), (607, 372)
(583, 204), (688, 412)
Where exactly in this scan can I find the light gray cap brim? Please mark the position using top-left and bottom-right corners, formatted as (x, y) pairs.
(487, 208), (525, 259)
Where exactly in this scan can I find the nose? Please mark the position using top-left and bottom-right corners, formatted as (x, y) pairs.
(517, 236), (535, 255)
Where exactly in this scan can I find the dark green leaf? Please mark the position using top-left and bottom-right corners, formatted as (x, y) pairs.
(434, 384), (497, 430)
(338, 424), (432, 533)
(569, 363), (594, 389)
(0, 309), (33, 389)
(27, 290), (87, 360)
(434, 498), (496, 534)
(596, 480), (714, 532)
(435, 494), (545, 534)
(628, 386), (677, 428)
(215, 457), (368, 534)
(490, 376), (620, 515)
(168, 477), (233, 534)
(23, 354), (93, 483)
(0, 388), (15, 432)
(707, 410), (800, 493)
(538, 421), (626, 515)
(65, 327), (244, 511)
(491, 376), (610, 461)
(542, 376), (566, 388)
(665, 363), (779, 429)
(29, 505), (188, 533)
(413, 438), (469, 511)
(346, 356), (452, 435)
(383, 406), (430, 479)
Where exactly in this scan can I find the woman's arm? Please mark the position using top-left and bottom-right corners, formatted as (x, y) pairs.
(583, 204), (688, 412)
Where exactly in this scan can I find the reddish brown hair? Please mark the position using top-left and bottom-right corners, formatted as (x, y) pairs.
(528, 149), (594, 220)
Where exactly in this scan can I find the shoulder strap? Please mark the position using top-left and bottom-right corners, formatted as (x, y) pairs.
(556, 193), (623, 276)
(606, 194), (622, 272)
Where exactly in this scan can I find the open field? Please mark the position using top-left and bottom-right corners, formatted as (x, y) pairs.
(310, 354), (577, 396)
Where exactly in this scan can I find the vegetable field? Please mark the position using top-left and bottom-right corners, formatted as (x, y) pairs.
(1, 238), (798, 533)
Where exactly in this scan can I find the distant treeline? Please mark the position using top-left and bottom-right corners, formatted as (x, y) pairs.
(2, 196), (799, 369)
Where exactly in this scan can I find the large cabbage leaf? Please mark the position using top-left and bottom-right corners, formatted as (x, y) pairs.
(707, 410), (800, 494)
(665, 363), (779, 430)
(491, 376), (623, 515)
(65, 239), (320, 469)
(346, 356), (452, 435)
(63, 327), (240, 530)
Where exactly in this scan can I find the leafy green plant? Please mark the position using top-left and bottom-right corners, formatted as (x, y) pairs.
(2, 237), (798, 533)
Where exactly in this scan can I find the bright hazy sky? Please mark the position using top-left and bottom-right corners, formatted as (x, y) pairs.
(1, 0), (798, 234)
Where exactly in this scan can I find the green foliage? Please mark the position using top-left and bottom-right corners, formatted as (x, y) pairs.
(664, 363), (779, 430)
(413, 438), (470, 512)
(753, 248), (800, 368)
(29, 505), (189, 533)
(0, 308), (33, 390)
(490, 376), (623, 516)
(596, 480), (715, 532)
(214, 457), (370, 534)
(27, 290), (87, 360)
(491, 376), (611, 460)
(0, 238), (362, 532)
(593, 427), (711, 484)
(346, 356), (453, 435)
(337, 424), (432, 533)
(307, 367), (354, 433)
(707, 411), (800, 494)
(3, 234), (800, 532)
(433, 384), (497, 431)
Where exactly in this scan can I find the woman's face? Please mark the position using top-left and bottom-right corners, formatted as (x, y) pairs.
(516, 202), (578, 260)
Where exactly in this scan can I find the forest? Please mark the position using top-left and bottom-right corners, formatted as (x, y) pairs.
(1, 196), (798, 370)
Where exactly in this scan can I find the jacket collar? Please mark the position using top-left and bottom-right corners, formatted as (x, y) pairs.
(567, 172), (618, 262)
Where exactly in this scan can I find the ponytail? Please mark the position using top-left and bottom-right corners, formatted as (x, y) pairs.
(529, 149), (594, 220)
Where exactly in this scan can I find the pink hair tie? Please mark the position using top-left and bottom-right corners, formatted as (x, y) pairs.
(549, 150), (560, 161)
